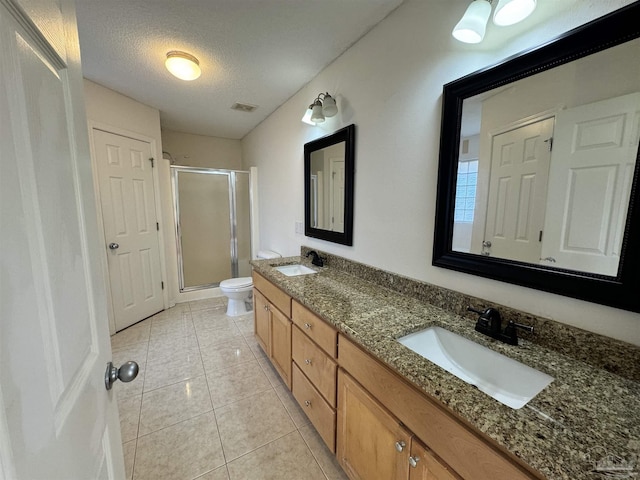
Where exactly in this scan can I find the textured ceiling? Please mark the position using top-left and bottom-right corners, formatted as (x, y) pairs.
(75, 0), (405, 139)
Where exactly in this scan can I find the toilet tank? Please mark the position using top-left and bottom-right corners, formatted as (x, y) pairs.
(256, 250), (281, 260)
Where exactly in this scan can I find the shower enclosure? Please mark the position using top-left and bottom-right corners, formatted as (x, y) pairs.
(171, 166), (252, 292)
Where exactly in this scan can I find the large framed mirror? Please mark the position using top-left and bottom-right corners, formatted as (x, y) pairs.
(304, 124), (355, 245)
(433, 3), (640, 313)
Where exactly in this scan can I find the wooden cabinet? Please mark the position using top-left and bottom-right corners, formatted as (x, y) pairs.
(337, 370), (412, 480)
(290, 300), (339, 452)
(337, 370), (458, 480)
(338, 334), (538, 480)
(409, 440), (459, 480)
(252, 273), (292, 388)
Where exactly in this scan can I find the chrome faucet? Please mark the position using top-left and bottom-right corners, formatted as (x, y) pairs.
(467, 306), (533, 345)
(306, 250), (324, 267)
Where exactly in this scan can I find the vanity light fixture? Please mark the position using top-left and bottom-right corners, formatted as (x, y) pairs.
(301, 92), (338, 125)
(452, 0), (492, 44)
(453, 0), (537, 43)
(493, 0), (536, 26)
(165, 51), (201, 81)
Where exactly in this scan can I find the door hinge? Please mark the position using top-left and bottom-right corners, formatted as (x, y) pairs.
(544, 137), (553, 152)
(539, 230), (543, 242)
(149, 157), (154, 168)
(156, 222), (159, 231)
(161, 281), (164, 290)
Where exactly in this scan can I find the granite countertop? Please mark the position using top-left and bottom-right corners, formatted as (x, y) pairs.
(251, 256), (640, 480)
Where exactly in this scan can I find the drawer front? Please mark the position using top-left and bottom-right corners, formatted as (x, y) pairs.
(292, 364), (336, 453)
(253, 271), (291, 317)
(292, 326), (337, 406)
(291, 300), (337, 358)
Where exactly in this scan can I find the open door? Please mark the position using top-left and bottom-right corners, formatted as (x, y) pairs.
(0, 0), (126, 478)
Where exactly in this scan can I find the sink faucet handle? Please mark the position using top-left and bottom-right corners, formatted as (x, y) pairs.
(306, 250), (324, 267)
(503, 320), (534, 345)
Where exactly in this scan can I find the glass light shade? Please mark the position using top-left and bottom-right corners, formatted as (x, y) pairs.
(165, 51), (201, 81)
(493, 0), (537, 26)
(452, 0), (492, 44)
(301, 106), (315, 125)
(322, 94), (338, 117)
(310, 103), (325, 123)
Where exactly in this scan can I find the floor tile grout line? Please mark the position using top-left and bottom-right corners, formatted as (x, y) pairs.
(297, 425), (334, 480)
(135, 408), (216, 441)
(222, 428), (299, 466)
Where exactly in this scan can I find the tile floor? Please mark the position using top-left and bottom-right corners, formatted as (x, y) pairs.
(111, 297), (348, 480)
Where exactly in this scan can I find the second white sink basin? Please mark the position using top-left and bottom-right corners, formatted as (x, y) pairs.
(274, 264), (318, 276)
(397, 326), (553, 409)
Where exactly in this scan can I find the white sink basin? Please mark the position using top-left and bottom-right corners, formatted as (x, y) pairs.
(274, 264), (318, 276)
(397, 326), (553, 409)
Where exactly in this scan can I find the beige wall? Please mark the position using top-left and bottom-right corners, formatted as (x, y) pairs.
(162, 129), (242, 169)
(242, 0), (640, 346)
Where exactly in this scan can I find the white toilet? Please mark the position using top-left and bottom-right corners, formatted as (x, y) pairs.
(219, 250), (281, 316)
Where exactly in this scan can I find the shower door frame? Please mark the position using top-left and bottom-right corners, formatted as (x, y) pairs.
(171, 166), (251, 292)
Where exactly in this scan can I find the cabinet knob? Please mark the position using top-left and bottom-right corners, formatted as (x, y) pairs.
(304, 323), (311, 330)
(304, 400), (311, 407)
(409, 456), (420, 468)
(395, 441), (406, 452)
(305, 359), (312, 365)
(263, 305), (269, 311)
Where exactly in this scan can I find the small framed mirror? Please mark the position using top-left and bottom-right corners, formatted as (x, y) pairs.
(433, 3), (640, 313)
(304, 124), (355, 246)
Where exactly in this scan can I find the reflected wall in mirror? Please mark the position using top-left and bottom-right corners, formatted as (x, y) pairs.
(305, 124), (355, 245)
(434, 3), (640, 313)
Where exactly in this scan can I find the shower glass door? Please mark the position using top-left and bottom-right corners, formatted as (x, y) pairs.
(172, 167), (251, 291)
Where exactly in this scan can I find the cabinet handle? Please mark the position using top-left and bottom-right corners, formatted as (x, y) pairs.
(395, 441), (406, 452)
(409, 456), (420, 468)
(304, 400), (311, 407)
(304, 323), (311, 330)
(305, 359), (312, 365)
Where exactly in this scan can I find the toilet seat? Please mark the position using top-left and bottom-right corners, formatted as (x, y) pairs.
(220, 277), (252, 290)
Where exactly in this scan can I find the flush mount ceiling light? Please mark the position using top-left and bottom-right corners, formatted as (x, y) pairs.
(493, 0), (536, 26)
(452, 0), (492, 44)
(301, 92), (338, 125)
(452, 0), (537, 43)
(165, 51), (201, 81)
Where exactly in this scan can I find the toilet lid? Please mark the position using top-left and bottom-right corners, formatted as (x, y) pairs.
(220, 277), (253, 288)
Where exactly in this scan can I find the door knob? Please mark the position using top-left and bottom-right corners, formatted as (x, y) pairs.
(105, 361), (139, 390)
(108, 242), (119, 250)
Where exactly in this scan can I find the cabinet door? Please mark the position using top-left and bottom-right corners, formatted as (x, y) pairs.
(409, 440), (460, 480)
(270, 306), (292, 388)
(337, 371), (411, 480)
(253, 289), (270, 354)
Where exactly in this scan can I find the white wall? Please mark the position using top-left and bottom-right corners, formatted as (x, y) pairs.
(242, 0), (640, 346)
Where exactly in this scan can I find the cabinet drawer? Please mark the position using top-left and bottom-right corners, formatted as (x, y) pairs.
(292, 326), (337, 406)
(253, 271), (291, 317)
(292, 364), (336, 453)
(291, 300), (337, 358)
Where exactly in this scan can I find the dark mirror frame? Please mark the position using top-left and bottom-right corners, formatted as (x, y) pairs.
(304, 124), (355, 246)
(433, 3), (640, 313)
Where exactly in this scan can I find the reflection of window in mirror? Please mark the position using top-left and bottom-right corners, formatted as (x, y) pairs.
(452, 135), (479, 253)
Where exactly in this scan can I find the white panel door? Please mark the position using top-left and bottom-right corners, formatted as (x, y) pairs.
(0, 1), (125, 478)
(541, 93), (640, 276)
(93, 129), (164, 331)
(484, 117), (554, 263)
(330, 158), (345, 232)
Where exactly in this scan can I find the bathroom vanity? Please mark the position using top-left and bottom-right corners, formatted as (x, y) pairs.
(251, 252), (640, 480)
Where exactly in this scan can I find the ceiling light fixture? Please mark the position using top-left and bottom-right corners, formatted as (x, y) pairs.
(165, 51), (201, 81)
(452, 0), (537, 44)
(493, 0), (537, 26)
(302, 92), (338, 125)
(452, 0), (492, 44)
